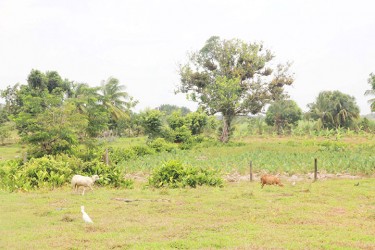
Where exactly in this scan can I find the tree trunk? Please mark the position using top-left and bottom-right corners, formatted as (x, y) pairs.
(220, 115), (232, 143)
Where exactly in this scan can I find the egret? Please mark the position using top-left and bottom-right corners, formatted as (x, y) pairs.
(81, 206), (93, 223)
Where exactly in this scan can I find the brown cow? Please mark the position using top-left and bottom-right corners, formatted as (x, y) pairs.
(260, 174), (284, 188)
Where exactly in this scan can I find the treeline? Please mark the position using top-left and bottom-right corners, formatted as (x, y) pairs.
(1, 36), (375, 156)
(1, 69), (375, 154)
(0, 69), (220, 157)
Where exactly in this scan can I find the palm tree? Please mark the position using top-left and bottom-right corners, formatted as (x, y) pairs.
(68, 82), (100, 114)
(308, 91), (360, 129)
(98, 77), (137, 121)
(364, 73), (375, 112)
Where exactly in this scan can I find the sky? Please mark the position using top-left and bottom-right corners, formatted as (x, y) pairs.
(0, 0), (374, 114)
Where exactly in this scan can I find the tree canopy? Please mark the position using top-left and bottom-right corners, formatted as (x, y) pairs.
(0, 70), (137, 157)
(178, 36), (294, 142)
(307, 90), (360, 129)
(265, 100), (302, 134)
(365, 72), (375, 112)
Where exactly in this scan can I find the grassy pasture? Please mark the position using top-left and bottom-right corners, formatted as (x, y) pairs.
(0, 142), (23, 161)
(1, 179), (374, 249)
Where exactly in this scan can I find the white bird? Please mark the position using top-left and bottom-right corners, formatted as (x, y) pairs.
(81, 206), (93, 224)
(292, 181), (296, 186)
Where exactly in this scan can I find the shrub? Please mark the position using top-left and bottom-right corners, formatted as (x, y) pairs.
(0, 155), (133, 191)
(110, 148), (138, 164)
(80, 160), (133, 188)
(132, 145), (155, 157)
(147, 138), (177, 152)
(5, 156), (74, 190)
(0, 160), (24, 191)
(172, 125), (192, 143)
(148, 160), (223, 188)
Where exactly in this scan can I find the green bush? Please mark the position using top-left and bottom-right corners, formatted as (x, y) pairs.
(110, 147), (138, 164)
(148, 160), (223, 188)
(173, 125), (192, 143)
(0, 160), (24, 191)
(0, 156), (74, 191)
(0, 155), (133, 191)
(147, 138), (177, 152)
(80, 160), (133, 188)
(132, 145), (155, 156)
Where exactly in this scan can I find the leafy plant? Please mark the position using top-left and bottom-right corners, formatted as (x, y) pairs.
(80, 160), (133, 188)
(147, 138), (177, 152)
(0, 155), (133, 191)
(148, 160), (223, 188)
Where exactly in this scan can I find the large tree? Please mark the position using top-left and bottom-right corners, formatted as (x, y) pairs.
(265, 100), (302, 135)
(178, 36), (293, 142)
(67, 82), (109, 137)
(307, 91), (360, 129)
(24, 102), (88, 157)
(365, 73), (375, 112)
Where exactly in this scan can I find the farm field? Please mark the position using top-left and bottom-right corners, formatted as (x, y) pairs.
(111, 135), (375, 176)
(1, 179), (374, 249)
(1, 135), (375, 249)
(2, 135), (375, 176)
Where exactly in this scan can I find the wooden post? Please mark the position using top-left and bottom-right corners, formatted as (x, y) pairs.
(23, 152), (27, 164)
(105, 148), (109, 165)
(249, 161), (253, 182)
(314, 158), (318, 182)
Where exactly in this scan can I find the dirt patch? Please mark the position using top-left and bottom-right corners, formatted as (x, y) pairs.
(224, 171), (363, 183)
(61, 215), (74, 222)
(125, 171), (364, 183)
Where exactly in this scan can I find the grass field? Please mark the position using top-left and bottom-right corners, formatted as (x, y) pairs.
(1, 179), (374, 249)
(1, 135), (374, 249)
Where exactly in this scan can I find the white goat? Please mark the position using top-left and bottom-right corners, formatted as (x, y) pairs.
(71, 175), (100, 195)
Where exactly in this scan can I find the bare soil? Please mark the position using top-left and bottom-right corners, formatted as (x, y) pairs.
(224, 171), (364, 183)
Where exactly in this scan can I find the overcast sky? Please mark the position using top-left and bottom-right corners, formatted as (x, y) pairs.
(1, 0), (374, 114)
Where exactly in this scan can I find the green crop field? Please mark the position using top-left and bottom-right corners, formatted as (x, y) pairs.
(112, 136), (375, 176)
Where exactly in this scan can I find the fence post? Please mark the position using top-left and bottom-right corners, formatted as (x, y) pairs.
(250, 161), (253, 182)
(23, 152), (27, 164)
(314, 158), (318, 182)
(105, 148), (109, 165)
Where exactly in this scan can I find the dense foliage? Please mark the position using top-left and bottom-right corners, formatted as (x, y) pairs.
(265, 100), (302, 134)
(178, 36), (294, 142)
(365, 72), (375, 112)
(0, 155), (133, 191)
(307, 91), (360, 129)
(0, 70), (136, 157)
(148, 160), (224, 188)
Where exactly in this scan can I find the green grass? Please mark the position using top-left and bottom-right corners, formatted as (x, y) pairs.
(1, 179), (374, 249)
(0, 142), (24, 161)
